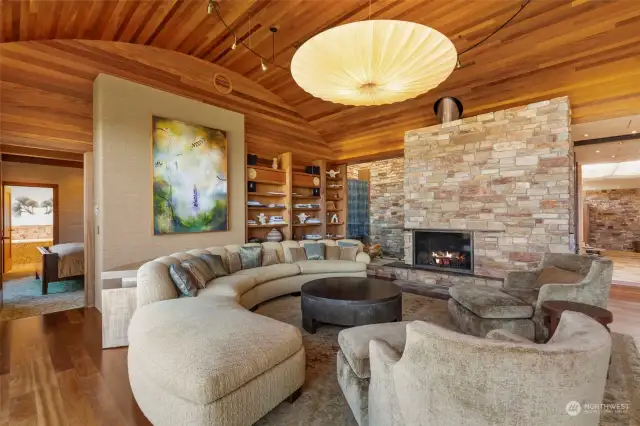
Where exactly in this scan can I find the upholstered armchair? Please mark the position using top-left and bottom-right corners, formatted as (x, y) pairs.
(503, 253), (613, 340)
(368, 312), (611, 426)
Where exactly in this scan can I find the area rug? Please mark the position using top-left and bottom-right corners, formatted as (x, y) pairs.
(254, 293), (640, 426)
(1, 276), (84, 322)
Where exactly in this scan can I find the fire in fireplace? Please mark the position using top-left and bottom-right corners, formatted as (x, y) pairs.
(413, 230), (473, 274)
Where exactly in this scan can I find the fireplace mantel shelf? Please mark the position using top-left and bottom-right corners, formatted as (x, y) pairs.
(403, 227), (506, 233)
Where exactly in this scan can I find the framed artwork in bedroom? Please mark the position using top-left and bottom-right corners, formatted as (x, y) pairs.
(151, 116), (228, 235)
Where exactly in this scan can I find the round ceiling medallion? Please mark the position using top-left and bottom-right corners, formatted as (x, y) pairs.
(213, 72), (233, 94)
(291, 20), (457, 106)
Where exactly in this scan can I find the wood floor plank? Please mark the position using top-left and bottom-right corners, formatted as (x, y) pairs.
(33, 383), (68, 426)
(0, 376), (9, 424)
(8, 391), (37, 426)
(56, 370), (99, 426)
(8, 360), (33, 398)
(76, 373), (130, 426)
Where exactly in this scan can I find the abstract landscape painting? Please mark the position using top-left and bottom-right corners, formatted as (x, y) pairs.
(152, 116), (228, 235)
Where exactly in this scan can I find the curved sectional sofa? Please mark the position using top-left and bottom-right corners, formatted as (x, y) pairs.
(128, 239), (370, 426)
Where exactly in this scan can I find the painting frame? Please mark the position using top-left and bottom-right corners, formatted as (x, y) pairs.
(151, 115), (229, 235)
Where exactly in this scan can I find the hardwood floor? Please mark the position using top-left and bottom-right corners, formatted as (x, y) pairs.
(606, 250), (640, 287)
(0, 289), (637, 426)
(0, 308), (150, 426)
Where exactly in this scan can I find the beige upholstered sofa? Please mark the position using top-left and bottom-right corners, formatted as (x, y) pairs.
(128, 239), (370, 426)
(338, 311), (611, 426)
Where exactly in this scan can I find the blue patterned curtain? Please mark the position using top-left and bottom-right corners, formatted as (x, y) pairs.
(347, 179), (369, 239)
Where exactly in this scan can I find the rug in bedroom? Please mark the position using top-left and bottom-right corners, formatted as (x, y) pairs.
(1, 276), (84, 321)
(254, 293), (640, 426)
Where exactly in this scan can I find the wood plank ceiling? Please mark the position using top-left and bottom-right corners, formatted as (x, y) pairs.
(1, 0), (640, 162)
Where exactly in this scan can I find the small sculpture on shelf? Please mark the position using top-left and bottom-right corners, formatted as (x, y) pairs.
(332, 192), (340, 200)
(272, 157), (279, 170)
(296, 212), (309, 224)
(330, 214), (340, 224)
(327, 169), (340, 178)
(257, 213), (268, 226)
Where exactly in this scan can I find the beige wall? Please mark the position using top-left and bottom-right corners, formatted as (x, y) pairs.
(2, 162), (84, 243)
(93, 74), (245, 310)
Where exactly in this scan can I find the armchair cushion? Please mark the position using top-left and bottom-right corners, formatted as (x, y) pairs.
(449, 284), (533, 319)
(501, 288), (540, 307)
(338, 322), (409, 379)
(535, 266), (584, 286)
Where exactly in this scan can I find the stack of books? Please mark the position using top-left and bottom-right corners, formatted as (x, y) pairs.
(248, 219), (258, 226)
(304, 234), (322, 240)
(269, 216), (286, 224)
(248, 200), (263, 207)
(305, 218), (321, 224)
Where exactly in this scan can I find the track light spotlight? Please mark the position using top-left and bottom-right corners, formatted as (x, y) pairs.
(456, 57), (462, 69)
(261, 58), (268, 72)
(231, 35), (237, 50)
(207, 0), (215, 15)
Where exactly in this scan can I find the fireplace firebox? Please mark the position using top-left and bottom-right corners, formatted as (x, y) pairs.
(412, 229), (473, 274)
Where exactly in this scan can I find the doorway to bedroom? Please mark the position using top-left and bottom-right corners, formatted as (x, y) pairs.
(1, 181), (83, 321)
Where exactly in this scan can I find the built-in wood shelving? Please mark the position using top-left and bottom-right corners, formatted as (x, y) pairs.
(325, 163), (348, 240)
(292, 159), (325, 241)
(246, 153), (329, 243)
(246, 153), (292, 242)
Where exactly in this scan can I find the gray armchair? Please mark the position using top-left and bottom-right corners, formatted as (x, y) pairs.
(503, 253), (613, 341)
(368, 312), (611, 426)
(449, 253), (614, 342)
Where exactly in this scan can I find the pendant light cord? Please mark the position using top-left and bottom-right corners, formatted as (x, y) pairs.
(209, 0), (532, 72)
(458, 0), (532, 57)
(209, 1), (288, 71)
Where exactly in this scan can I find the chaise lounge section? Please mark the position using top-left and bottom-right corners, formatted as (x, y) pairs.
(128, 239), (370, 426)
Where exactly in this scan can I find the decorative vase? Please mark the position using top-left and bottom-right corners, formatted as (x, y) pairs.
(267, 228), (283, 242)
(272, 157), (279, 169)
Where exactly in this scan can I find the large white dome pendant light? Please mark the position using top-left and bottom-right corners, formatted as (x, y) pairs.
(291, 20), (457, 106)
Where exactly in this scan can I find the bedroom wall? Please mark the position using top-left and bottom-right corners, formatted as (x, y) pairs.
(93, 74), (245, 311)
(2, 162), (84, 243)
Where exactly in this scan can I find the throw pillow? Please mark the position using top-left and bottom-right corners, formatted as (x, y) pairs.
(239, 246), (262, 270)
(181, 257), (214, 289)
(199, 253), (228, 278)
(340, 246), (358, 261)
(338, 241), (358, 248)
(305, 243), (325, 260)
(262, 248), (280, 266)
(535, 266), (585, 286)
(227, 252), (242, 274)
(325, 245), (341, 260)
(169, 264), (198, 297)
(289, 247), (308, 262)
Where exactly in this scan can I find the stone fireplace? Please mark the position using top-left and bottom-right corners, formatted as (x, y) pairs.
(412, 229), (473, 274)
(392, 96), (575, 287)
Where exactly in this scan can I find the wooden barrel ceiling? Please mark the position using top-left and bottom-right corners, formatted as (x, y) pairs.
(1, 0), (640, 163)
